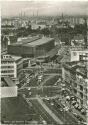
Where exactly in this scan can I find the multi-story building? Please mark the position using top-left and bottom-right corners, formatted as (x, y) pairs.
(62, 48), (88, 107)
(1, 34), (17, 55)
(75, 67), (87, 107)
(70, 48), (88, 62)
(1, 54), (23, 84)
(62, 62), (78, 88)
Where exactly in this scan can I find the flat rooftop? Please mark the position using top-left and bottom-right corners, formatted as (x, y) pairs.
(1, 54), (22, 61)
(26, 37), (54, 47)
(10, 36), (54, 47)
(1, 77), (15, 87)
(11, 55), (22, 61)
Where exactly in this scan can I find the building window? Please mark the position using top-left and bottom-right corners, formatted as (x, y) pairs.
(1, 66), (14, 68)
(85, 88), (87, 94)
(80, 92), (83, 98)
(74, 89), (77, 94)
(74, 83), (77, 87)
(80, 85), (83, 91)
(9, 75), (14, 77)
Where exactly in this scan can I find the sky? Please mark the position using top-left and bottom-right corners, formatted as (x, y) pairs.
(1, 0), (88, 17)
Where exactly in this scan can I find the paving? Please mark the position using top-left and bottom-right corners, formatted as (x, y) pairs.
(25, 94), (61, 100)
(37, 96), (63, 124)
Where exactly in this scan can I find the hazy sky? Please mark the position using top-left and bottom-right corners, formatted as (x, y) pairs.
(1, 0), (88, 17)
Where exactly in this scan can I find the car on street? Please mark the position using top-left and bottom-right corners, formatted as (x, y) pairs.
(29, 92), (32, 95)
(63, 106), (69, 111)
(42, 120), (47, 125)
(46, 98), (49, 101)
(81, 108), (86, 115)
(74, 103), (79, 109)
(50, 102), (54, 106)
(73, 112), (78, 117)
(66, 96), (70, 101)
(28, 88), (31, 90)
(70, 96), (77, 101)
(81, 122), (87, 125)
(71, 100), (77, 106)
(77, 106), (82, 111)
(76, 115), (83, 122)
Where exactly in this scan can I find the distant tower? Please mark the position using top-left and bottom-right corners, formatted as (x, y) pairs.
(21, 11), (22, 19)
(37, 10), (38, 17)
(24, 12), (25, 19)
(84, 17), (87, 48)
(61, 13), (64, 24)
(62, 13), (64, 19)
(33, 12), (34, 17)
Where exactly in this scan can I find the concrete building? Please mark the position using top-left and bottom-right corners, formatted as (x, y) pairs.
(62, 61), (87, 107)
(69, 47), (88, 62)
(1, 34), (17, 55)
(71, 34), (85, 46)
(75, 67), (87, 107)
(1, 54), (23, 84)
(1, 77), (17, 98)
(62, 62), (78, 87)
(8, 36), (56, 58)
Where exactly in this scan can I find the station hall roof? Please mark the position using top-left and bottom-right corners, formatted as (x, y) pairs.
(10, 36), (54, 47)
(26, 37), (54, 47)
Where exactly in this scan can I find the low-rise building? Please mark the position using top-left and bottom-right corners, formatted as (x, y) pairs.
(1, 77), (17, 98)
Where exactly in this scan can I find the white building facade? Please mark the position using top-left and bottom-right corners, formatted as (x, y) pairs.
(1, 54), (23, 84)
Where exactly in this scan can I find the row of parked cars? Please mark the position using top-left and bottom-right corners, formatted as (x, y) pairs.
(66, 96), (86, 115)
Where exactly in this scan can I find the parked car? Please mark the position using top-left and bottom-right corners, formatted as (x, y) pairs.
(81, 122), (87, 125)
(50, 102), (54, 106)
(70, 96), (77, 101)
(71, 100), (77, 105)
(76, 115), (83, 121)
(74, 103), (79, 109)
(81, 108), (86, 115)
(77, 106), (82, 111)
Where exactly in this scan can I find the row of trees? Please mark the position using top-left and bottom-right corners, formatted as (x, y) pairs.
(2, 23), (87, 39)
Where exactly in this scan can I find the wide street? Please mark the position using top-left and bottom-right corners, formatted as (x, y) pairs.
(18, 69), (80, 125)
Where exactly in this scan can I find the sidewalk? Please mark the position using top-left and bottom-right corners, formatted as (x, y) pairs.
(37, 96), (63, 124)
(39, 75), (54, 88)
(73, 108), (87, 122)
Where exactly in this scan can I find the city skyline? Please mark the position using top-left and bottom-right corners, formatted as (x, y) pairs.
(1, 0), (88, 17)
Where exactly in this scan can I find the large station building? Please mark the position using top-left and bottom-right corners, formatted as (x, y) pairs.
(8, 36), (56, 58)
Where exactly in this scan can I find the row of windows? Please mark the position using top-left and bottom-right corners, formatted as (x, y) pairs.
(74, 85), (87, 93)
(74, 88), (87, 97)
(1, 61), (14, 64)
(1, 66), (14, 68)
(9, 75), (14, 77)
(2, 74), (14, 77)
(1, 70), (14, 73)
